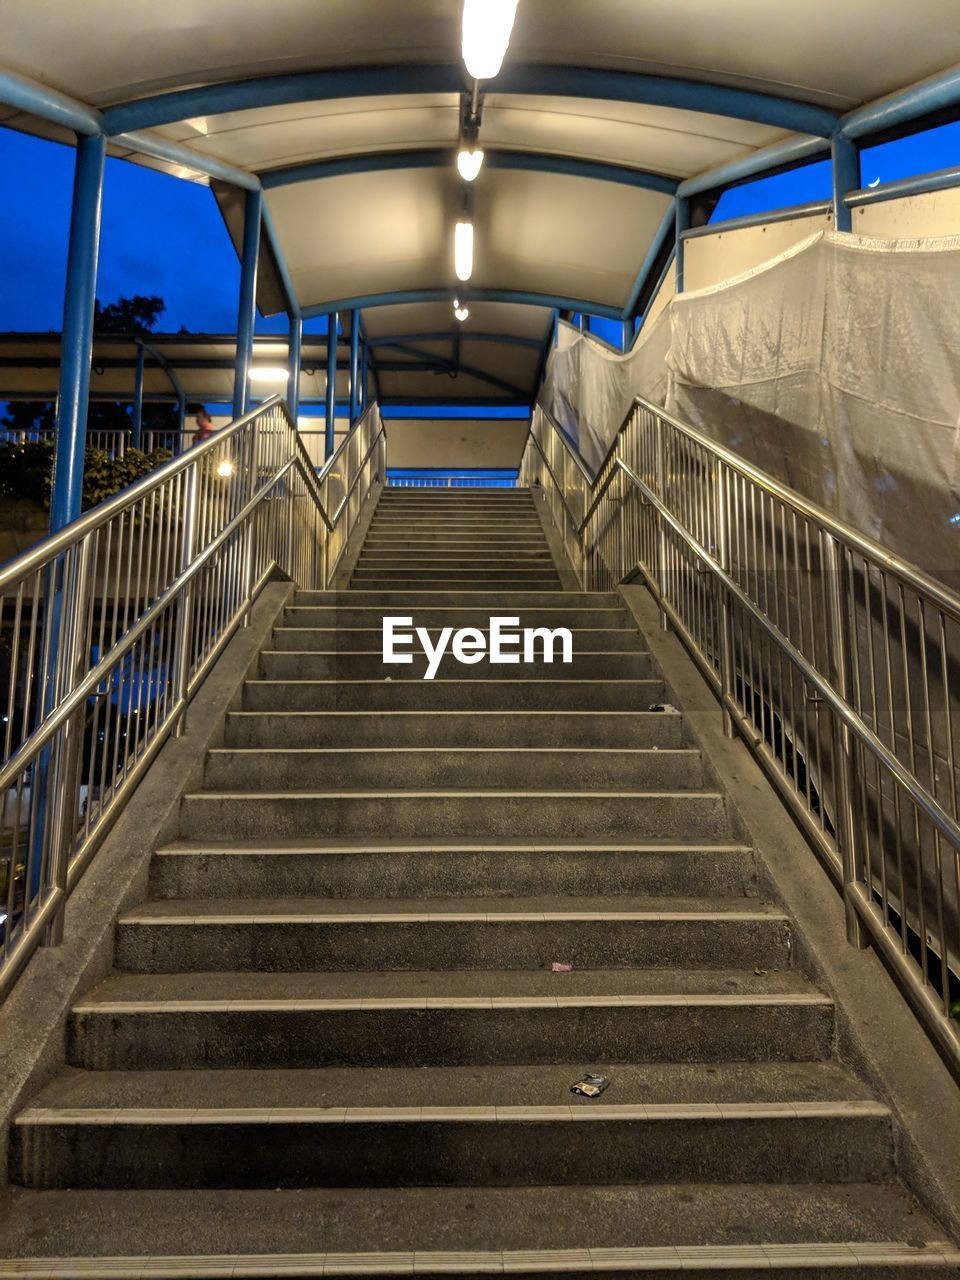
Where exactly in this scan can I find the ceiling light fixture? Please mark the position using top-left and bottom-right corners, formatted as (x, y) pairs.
(457, 147), (485, 182)
(454, 219), (474, 282)
(462, 0), (519, 81)
(248, 366), (290, 384)
(454, 303), (470, 321)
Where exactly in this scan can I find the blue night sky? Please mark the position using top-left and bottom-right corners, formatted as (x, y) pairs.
(1, 120), (959, 339)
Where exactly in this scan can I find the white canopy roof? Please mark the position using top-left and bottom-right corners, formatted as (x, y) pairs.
(2, 0), (958, 403)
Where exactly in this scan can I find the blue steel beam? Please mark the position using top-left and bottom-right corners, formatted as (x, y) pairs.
(49, 133), (106, 532)
(682, 200), (833, 239)
(370, 332), (542, 350)
(621, 200), (676, 319)
(678, 135), (831, 200)
(0, 67), (101, 136)
(301, 289), (623, 321)
(349, 310), (361, 423)
(841, 65), (960, 141)
(233, 188), (262, 419)
(131, 341), (146, 450)
(846, 164), (960, 208)
(674, 197), (692, 293)
(100, 64), (840, 137)
(831, 136), (860, 233)
(325, 314), (338, 458)
(261, 146), (678, 195)
(287, 314), (302, 419)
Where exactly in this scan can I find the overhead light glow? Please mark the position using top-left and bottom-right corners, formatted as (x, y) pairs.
(457, 147), (485, 182)
(454, 219), (474, 282)
(248, 365), (289, 384)
(215, 459), (235, 478)
(462, 0), (519, 80)
(454, 305), (470, 322)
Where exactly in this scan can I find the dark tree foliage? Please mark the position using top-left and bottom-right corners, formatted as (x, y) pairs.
(1, 295), (183, 435)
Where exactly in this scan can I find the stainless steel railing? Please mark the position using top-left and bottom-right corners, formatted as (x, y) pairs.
(522, 397), (960, 1069)
(387, 473), (519, 489)
(0, 395), (384, 999)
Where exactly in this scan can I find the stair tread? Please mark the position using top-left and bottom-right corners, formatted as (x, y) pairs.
(0, 1184), (948, 1262)
(156, 839), (750, 855)
(20, 1061), (876, 1115)
(76, 967), (822, 1007)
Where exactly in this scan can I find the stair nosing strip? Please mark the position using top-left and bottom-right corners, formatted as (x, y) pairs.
(16, 1100), (890, 1127)
(3, 1241), (953, 1278)
(72, 992), (832, 1015)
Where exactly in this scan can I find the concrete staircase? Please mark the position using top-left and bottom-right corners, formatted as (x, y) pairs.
(3, 486), (957, 1277)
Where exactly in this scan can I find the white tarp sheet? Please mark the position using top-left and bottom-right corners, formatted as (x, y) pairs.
(541, 230), (960, 585)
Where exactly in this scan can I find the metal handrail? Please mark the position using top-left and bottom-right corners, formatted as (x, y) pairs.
(522, 397), (960, 1070)
(552, 388), (960, 627)
(0, 395), (385, 1001)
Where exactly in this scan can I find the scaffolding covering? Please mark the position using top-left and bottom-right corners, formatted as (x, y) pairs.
(542, 230), (960, 585)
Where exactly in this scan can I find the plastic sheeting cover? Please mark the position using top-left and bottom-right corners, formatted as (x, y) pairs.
(541, 230), (960, 587)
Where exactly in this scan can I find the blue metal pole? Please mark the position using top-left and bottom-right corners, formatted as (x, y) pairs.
(49, 133), (106, 533)
(131, 340), (145, 451)
(349, 310), (360, 424)
(325, 312), (338, 458)
(675, 196), (691, 294)
(232, 187), (263, 420)
(287, 312), (302, 420)
(832, 136), (860, 234)
(360, 341), (369, 413)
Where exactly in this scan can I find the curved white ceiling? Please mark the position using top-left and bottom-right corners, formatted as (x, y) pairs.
(2, 0), (958, 402)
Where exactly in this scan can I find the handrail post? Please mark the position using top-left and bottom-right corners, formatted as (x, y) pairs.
(654, 413), (669, 631)
(172, 464), (200, 738)
(823, 532), (865, 948)
(241, 416), (260, 622)
(715, 461), (735, 738)
(42, 534), (92, 946)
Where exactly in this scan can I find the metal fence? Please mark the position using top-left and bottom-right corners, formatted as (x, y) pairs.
(387, 472), (519, 489)
(522, 398), (960, 1069)
(0, 395), (383, 999)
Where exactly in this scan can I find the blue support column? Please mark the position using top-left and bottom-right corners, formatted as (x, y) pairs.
(832, 135), (860, 234)
(232, 187), (263, 420)
(287, 312), (302, 420)
(131, 340), (145, 450)
(325, 312), (338, 458)
(360, 341), (369, 413)
(349, 309), (361, 424)
(49, 133), (106, 533)
(675, 196), (691, 294)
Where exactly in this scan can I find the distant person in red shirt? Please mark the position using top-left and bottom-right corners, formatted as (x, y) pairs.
(192, 405), (215, 445)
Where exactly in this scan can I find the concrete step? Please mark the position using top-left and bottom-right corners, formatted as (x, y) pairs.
(350, 573), (568, 586)
(151, 841), (757, 900)
(1, 1184), (954, 1278)
(241, 678), (666, 711)
(368, 521), (546, 535)
(270, 626), (644, 652)
(114, 896), (787, 972)
(362, 536), (553, 549)
(357, 553), (557, 565)
(68, 969), (834, 1070)
(14, 1066), (890, 1189)
(283, 606), (634, 629)
(293, 590), (607, 607)
(202, 746), (702, 791)
(178, 786), (728, 841)
(257, 650), (655, 681)
(224, 709), (684, 749)
(350, 578), (565, 591)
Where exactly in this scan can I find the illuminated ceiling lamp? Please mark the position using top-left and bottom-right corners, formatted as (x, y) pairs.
(453, 298), (470, 321)
(457, 147), (484, 182)
(454, 220), (474, 282)
(461, 0), (519, 81)
(248, 366), (290, 384)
